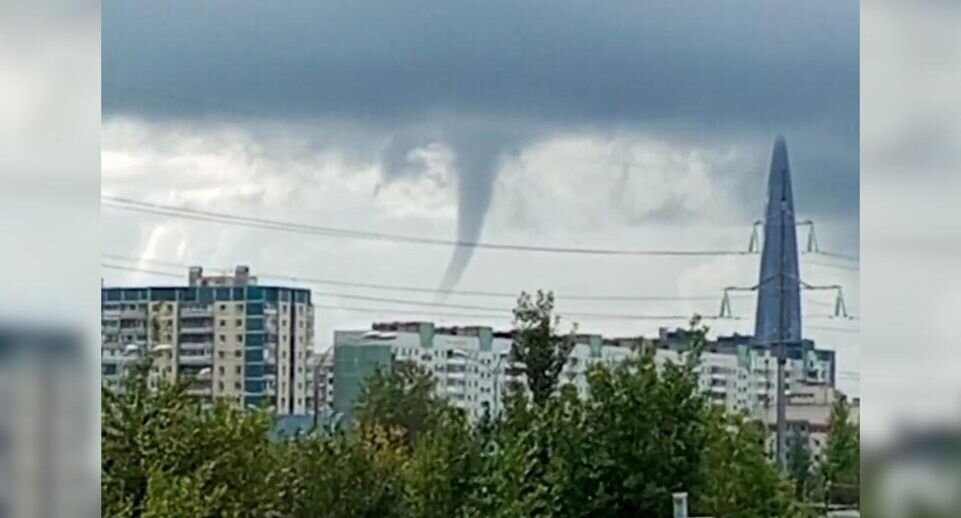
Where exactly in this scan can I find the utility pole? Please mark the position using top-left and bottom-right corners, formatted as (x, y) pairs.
(775, 164), (788, 471)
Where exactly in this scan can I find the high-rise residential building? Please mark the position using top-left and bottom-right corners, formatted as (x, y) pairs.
(330, 321), (838, 427)
(101, 266), (315, 415)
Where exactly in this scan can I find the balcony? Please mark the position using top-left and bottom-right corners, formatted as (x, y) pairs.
(180, 305), (213, 317)
(180, 340), (213, 351)
(120, 309), (146, 319)
(179, 325), (214, 334)
(119, 323), (147, 334)
(179, 352), (213, 365)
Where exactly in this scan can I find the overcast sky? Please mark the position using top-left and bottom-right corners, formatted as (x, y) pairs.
(101, 1), (860, 396)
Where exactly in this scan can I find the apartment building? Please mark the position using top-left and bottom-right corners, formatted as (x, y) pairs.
(101, 266), (314, 415)
(651, 328), (836, 419)
(331, 322), (839, 427)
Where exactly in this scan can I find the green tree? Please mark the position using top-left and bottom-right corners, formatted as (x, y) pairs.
(101, 366), (288, 517)
(354, 361), (450, 446)
(698, 410), (810, 518)
(509, 290), (575, 406)
(817, 396), (860, 508)
(285, 429), (406, 518)
(401, 409), (484, 518)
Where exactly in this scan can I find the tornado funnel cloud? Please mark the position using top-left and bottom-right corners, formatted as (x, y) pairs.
(437, 135), (507, 294)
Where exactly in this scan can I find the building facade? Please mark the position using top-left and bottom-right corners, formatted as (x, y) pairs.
(330, 321), (839, 427)
(309, 351), (335, 417)
(101, 266), (314, 415)
(762, 384), (860, 462)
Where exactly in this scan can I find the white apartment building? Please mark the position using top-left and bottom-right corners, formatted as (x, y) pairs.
(331, 322), (839, 427)
(101, 266), (315, 415)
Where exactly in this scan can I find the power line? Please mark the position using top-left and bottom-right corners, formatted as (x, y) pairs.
(814, 250), (859, 263)
(102, 196), (754, 258)
(100, 263), (734, 322)
(102, 253), (744, 303)
(806, 325), (859, 334)
(802, 258), (859, 272)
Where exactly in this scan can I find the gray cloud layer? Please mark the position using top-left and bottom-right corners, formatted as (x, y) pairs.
(103, 0), (859, 288)
(104, 1), (856, 127)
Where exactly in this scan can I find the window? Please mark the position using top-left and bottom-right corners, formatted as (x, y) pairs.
(218, 381), (224, 391)
(235, 319), (242, 327)
(218, 351), (225, 359)
(235, 366), (242, 375)
(237, 334), (244, 343)
(219, 319), (226, 327)
(234, 382), (242, 390)
(218, 366), (225, 375)
(234, 350), (242, 358)
(219, 304), (227, 311)
(236, 303), (245, 312)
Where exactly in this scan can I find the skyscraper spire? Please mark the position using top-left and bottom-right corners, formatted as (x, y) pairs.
(754, 135), (802, 345)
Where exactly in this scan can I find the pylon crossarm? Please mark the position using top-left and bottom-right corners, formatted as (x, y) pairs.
(798, 280), (841, 291)
(748, 220), (762, 253)
(719, 292), (732, 318)
(833, 291), (848, 318)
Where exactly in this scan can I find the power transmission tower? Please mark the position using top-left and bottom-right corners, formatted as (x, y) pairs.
(725, 137), (855, 471)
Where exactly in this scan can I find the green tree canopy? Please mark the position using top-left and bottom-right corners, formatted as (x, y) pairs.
(509, 290), (575, 406)
(818, 396), (860, 508)
(353, 360), (450, 446)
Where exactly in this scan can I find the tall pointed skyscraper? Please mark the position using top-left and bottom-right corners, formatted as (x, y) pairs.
(754, 136), (802, 346)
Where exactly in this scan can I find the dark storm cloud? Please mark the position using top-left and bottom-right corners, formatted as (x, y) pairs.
(103, 0), (859, 287)
(103, 0), (857, 129)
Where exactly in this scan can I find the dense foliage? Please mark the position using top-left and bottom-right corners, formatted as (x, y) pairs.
(816, 396), (861, 508)
(102, 293), (853, 517)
